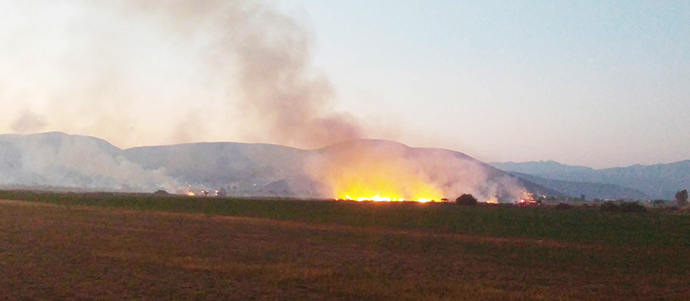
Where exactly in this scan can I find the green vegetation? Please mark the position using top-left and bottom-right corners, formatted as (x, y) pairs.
(2, 190), (688, 248)
(3, 190), (690, 299)
(600, 201), (647, 213)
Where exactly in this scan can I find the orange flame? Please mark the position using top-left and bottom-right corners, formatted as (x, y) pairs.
(343, 195), (434, 202)
(307, 142), (443, 203)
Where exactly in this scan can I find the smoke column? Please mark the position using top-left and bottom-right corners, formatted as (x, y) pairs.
(105, 0), (363, 148)
(1, 0), (360, 149)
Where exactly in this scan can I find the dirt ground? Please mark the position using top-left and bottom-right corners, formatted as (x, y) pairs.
(1, 200), (688, 300)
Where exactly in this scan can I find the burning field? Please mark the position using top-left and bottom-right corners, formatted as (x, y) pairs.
(306, 140), (527, 203)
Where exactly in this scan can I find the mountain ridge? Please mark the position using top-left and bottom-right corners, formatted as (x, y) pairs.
(0, 132), (558, 200)
(4, 132), (686, 200)
(491, 160), (690, 199)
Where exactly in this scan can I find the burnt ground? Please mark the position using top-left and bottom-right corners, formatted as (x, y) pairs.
(1, 200), (688, 300)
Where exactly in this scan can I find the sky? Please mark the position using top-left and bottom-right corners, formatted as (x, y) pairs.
(1, 0), (689, 168)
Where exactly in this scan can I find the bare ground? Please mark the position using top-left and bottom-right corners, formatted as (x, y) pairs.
(1, 200), (688, 300)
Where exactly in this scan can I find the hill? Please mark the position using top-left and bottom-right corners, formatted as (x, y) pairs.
(491, 160), (690, 199)
(0, 132), (169, 191)
(509, 172), (648, 200)
(0, 132), (557, 201)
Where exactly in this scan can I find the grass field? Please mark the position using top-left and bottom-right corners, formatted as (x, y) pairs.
(1, 190), (689, 300)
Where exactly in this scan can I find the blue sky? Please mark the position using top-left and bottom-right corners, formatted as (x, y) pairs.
(0, 0), (688, 168)
(285, 0), (690, 167)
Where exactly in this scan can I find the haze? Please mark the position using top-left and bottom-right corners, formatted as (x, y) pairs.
(1, 0), (688, 168)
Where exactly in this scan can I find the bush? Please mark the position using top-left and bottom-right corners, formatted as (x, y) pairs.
(555, 203), (572, 210)
(600, 201), (620, 212)
(600, 201), (646, 213)
(676, 189), (688, 206)
(619, 202), (646, 213)
(652, 199), (666, 206)
(153, 190), (169, 195)
(456, 194), (477, 206)
(664, 206), (680, 212)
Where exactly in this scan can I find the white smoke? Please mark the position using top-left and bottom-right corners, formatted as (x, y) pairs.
(0, 133), (175, 192)
(10, 110), (48, 134)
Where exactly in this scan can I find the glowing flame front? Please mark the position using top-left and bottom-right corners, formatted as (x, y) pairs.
(344, 194), (434, 202)
(335, 172), (443, 203)
(307, 142), (446, 203)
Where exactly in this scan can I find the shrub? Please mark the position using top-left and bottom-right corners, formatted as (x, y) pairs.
(619, 202), (647, 213)
(600, 201), (620, 212)
(651, 199), (666, 206)
(555, 203), (572, 210)
(153, 190), (169, 195)
(664, 206), (680, 212)
(676, 189), (688, 206)
(601, 201), (646, 213)
(456, 194), (477, 206)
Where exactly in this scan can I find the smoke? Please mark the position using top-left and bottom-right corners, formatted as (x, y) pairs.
(0, 132), (175, 192)
(1, 0), (362, 192)
(11, 110), (48, 134)
(2, 0), (360, 149)
(126, 0), (363, 148)
(305, 141), (526, 202)
(1, 1), (519, 198)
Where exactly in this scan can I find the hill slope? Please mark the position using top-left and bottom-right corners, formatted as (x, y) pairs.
(491, 161), (690, 199)
(0, 132), (557, 201)
(0, 132), (169, 191)
(509, 172), (648, 200)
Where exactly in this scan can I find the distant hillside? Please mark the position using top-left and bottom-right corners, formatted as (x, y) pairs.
(0, 132), (169, 191)
(491, 161), (690, 200)
(509, 172), (648, 200)
(490, 161), (594, 175)
(123, 142), (318, 196)
(0, 132), (558, 201)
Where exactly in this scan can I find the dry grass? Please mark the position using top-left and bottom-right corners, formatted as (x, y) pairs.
(1, 200), (688, 300)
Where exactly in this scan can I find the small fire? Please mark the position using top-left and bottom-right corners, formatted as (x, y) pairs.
(187, 191), (195, 196)
(485, 196), (499, 204)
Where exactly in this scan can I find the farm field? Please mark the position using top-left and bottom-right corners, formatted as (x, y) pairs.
(1, 192), (690, 300)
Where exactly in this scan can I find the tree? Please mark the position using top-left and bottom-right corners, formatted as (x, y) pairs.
(676, 189), (688, 206)
(456, 194), (477, 206)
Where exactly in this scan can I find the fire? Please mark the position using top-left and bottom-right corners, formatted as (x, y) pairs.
(306, 141), (446, 203)
(344, 195), (434, 202)
(333, 165), (443, 202)
(187, 191), (195, 196)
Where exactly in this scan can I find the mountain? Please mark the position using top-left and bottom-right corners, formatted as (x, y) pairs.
(0, 132), (557, 201)
(0, 132), (169, 191)
(491, 161), (690, 200)
(122, 142), (318, 196)
(490, 161), (594, 175)
(509, 172), (648, 200)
